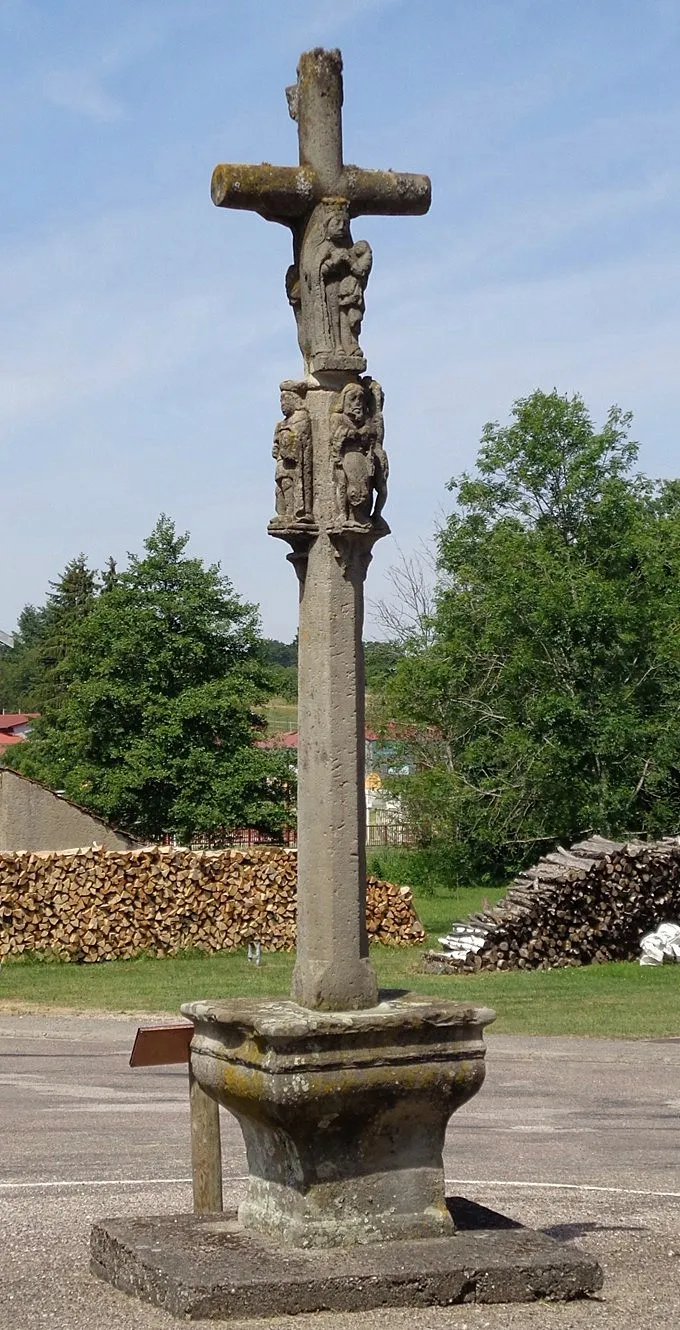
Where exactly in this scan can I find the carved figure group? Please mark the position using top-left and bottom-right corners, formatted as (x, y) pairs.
(271, 382), (313, 527)
(330, 378), (388, 529)
(287, 200), (373, 370)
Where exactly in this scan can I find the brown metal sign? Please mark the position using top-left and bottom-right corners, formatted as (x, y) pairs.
(129, 1023), (193, 1067)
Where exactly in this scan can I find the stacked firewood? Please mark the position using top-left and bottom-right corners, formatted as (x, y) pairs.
(422, 835), (680, 973)
(365, 875), (424, 945)
(0, 845), (424, 962)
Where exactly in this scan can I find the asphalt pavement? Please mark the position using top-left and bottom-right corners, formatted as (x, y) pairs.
(1, 1008), (679, 1329)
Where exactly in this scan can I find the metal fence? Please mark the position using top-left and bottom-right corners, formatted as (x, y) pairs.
(189, 826), (299, 850)
(183, 822), (414, 851)
(366, 822), (415, 847)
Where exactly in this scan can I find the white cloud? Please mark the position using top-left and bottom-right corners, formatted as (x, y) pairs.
(0, 195), (290, 430)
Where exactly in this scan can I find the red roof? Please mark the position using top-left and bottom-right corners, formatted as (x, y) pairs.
(258, 722), (442, 751)
(0, 732), (24, 746)
(0, 713), (38, 731)
(258, 728), (387, 750)
(257, 730), (299, 750)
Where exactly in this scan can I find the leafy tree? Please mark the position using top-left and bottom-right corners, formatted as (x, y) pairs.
(8, 518), (291, 842)
(0, 556), (98, 713)
(101, 556), (119, 592)
(382, 390), (680, 879)
(261, 638), (298, 702)
(262, 638), (298, 669)
(0, 605), (48, 712)
(364, 640), (402, 691)
(257, 636), (403, 703)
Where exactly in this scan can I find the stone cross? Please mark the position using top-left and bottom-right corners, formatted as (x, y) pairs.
(92, 48), (594, 1296)
(212, 47), (430, 376)
(213, 48), (430, 1009)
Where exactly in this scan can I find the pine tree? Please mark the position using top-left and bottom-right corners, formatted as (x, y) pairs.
(0, 556), (98, 713)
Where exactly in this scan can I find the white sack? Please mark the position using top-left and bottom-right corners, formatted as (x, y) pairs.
(639, 921), (680, 966)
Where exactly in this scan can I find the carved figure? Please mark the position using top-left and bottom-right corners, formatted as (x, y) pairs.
(330, 379), (388, 529)
(285, 263), (304, 359)
(297, 201), (373, 369)
(364, 378), (389, 523)
(271, 382), (313, 526)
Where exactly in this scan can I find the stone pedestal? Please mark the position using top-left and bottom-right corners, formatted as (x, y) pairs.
(181, 994), (495, 1247)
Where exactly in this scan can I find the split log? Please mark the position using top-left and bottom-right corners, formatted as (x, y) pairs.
(423, 835), (680, 974)
(0, 847), (424, 962)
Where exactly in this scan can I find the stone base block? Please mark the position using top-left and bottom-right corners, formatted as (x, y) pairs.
(181, 995), (496, 1247)
(91, 1198), (603, 1320)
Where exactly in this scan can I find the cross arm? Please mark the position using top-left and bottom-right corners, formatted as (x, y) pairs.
(211, 162), (316, 222)
(211, 160), (431, 225)
(340, 167), (431, 217)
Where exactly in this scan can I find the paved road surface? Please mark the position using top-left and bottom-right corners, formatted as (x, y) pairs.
(1, 1011), (679, 1329)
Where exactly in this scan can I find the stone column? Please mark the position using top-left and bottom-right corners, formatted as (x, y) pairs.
(206, 46), (428, 1009)
(291, 378), (378, 1009)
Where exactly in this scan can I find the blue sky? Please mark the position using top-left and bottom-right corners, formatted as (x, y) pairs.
(1, 0), (678, 639)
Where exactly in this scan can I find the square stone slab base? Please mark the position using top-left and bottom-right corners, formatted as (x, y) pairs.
(90, 1197), (603, 1320)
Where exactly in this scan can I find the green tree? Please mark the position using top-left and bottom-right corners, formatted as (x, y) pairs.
(257, 636), (402, 702)
(364, 640), (402, 691)
(8, 518), (291, 842)
(0, 604), (48, 712)
(382, 390), (680, 878)
(0, 556), (98, 713)
(262, 638), (298, 669)
(261, 638), (298, 702)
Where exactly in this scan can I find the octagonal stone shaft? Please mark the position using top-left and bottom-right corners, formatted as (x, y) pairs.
(292, 540), (375, 1009)
(291, 381), (378, 1011)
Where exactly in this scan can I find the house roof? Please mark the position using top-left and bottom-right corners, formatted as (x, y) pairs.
(0, 713), (38, 731)
(257, 730), (299, 750)
(0, 733), (24, 746)
(258, 728), (388, 750)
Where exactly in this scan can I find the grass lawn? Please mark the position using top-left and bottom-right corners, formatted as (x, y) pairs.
(2, 885), (679, 1038)
(263, 699), (298, 734)
(414, 886), (505, 938)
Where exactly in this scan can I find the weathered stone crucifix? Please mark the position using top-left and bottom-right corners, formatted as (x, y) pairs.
(93, 52), (600, 1294)
(212, 47), (430, 375)
(212, 48), (430, 1010)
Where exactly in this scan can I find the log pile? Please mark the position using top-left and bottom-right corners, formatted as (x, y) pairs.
(422, 835), (680, 973)
(0, 845), (424, 963)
